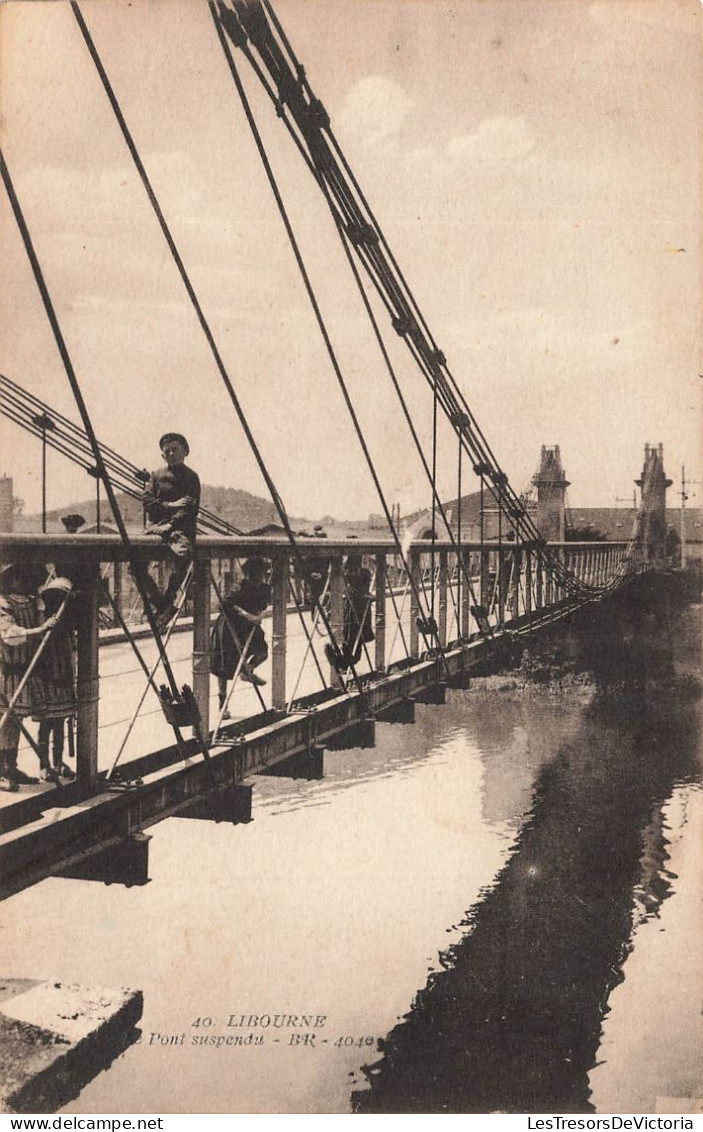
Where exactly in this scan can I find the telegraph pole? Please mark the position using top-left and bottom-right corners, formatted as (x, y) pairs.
(615, 490), (637, 511)
(678, 468), (702, 569)
(615, 489), (638, 539)
(31, 411), (55, 533)
(680, 467), (688, 568)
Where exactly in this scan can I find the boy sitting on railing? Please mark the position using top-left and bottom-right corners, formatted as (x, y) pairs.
(142, 432), (200, 629)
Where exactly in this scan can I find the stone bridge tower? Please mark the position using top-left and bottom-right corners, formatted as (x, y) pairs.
(533, 445), (569, 542)
(635, 443), (672, 566)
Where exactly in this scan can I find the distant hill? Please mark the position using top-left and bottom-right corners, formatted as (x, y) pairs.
(17, 484), (397, 538)
(19, 484), (282, 535)
(16, 479), (411, 537)
(200, 484), (279, 533)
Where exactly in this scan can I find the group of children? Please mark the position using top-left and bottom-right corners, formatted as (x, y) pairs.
(1, 530), (375, 791)
(2, 432), (383, 793)
(210, 552), (375, 716)
(0, 561), (77, 792)
(142, 431), (376, 711)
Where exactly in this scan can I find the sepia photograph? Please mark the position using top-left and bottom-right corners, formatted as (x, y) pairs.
(0, 0), (701, 1117)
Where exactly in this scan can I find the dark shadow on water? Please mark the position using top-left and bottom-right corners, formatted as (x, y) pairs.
(353, 576), (702, 1113)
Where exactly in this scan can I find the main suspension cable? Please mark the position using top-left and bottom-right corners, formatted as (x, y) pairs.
(210, 0), (448, 672)
(71, 0), (366, 697)
(216, 5), (563, 588)
(224, 0), (603, 598)
(216, 3), (492, 636)
(0, 146), (195, 750)
(319, 217), (484, 630)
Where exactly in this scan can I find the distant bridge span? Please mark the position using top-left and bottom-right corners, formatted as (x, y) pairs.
(0, 522), (646, 902)
(0, 0), (677, 900)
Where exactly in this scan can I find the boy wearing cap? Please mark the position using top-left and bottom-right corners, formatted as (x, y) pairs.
(61, 514), (86, 534)
(142, 433), (201, 625)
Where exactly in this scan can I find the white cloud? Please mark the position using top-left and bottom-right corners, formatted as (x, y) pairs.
(448, 117), (537, 163)
(336, 76), (413, 146)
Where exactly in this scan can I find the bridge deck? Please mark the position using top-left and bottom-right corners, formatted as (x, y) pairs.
(0, 533), (631, 900)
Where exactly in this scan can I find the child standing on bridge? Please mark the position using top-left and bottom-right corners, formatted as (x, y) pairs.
(304, 525), (329, 612)
(324, 554), (375, 673)
(211, 557), (272, 716)
(33, 577), (77, 782)
(342, 554), (374, 668)
(0, 563), (59, 791)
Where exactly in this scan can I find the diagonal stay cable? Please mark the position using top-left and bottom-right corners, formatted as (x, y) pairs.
(286, 571), (331, 711)
(285, 573), (328, 693)
(211, 2), (447, 676)
(211, 622), (258, 740)
(250, 2), (608, 605)
(224, 3), (587, 603)
(0, 146), (201, 768)
(311, 173), (471, 650)
(239, 5), (530, 516)
(97, 572), (192, 773)
(0, 372), (245, 536)
(237, 1), (593, 596)
(218, 2), (515, 626)
(209, 568), (268, 715)
(70, 1), (364, 701)
(319, 210), (482, 628)
(107, 567), (193, 778)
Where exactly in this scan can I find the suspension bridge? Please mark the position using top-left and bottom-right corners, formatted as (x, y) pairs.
(0, 0), (678, 905)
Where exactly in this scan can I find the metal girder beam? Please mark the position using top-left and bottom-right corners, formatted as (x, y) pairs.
(323, 718), (375, 751)
(376, 698), (416, 725)
(0, 597), (598, 903)
(413, 683), (447, 706)
(56, 832), (151, 887)
(257, 746), (324, 780)
(174, 783), (253, 824)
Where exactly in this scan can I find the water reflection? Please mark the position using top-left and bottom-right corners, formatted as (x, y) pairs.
(354, 591), (701, 1114)
(0, 584), (698, 1114)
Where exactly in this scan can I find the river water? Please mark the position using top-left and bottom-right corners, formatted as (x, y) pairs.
(1, 582), (701, 1114)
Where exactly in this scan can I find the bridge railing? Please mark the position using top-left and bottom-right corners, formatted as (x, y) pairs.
(0, 533), (630, 796)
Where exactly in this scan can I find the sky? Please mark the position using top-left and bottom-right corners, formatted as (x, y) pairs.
(0, 0), (700, 521)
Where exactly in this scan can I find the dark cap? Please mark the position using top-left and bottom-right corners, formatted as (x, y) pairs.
(159, 433), (190, 456)
(242, 556), (270, 576)
(61, 513), (86, 532)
